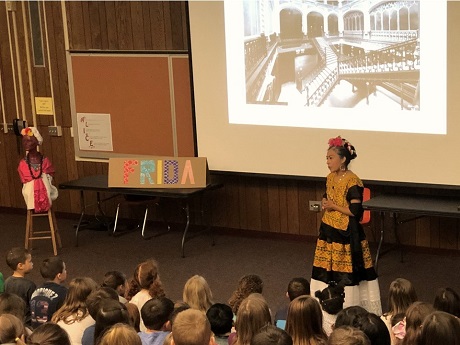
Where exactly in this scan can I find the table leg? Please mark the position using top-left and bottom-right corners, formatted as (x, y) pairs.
(75, 190), (86, 247)
(181, 202), (190, 258)
(374, 211), (385, 272)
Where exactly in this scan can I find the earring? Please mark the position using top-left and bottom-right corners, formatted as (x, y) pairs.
(340, 164), (346, 171)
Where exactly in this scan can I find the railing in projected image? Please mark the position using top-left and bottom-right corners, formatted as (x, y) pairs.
(338, 39), (419, 75)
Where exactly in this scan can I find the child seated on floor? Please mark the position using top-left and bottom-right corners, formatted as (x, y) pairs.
(101, 270), (128, 304)
(274, 277), (310, 330)
(30, 256), (68, 329)
(126, 259), (166, 332)
(138, 297), (174, 345)
(206, 303), (233, 345)
(314, 282), (345, 336)
(4, 247), (36, 326)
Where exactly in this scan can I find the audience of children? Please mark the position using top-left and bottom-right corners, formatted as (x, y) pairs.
(30, 257), (68, 329)
(315, 283), (345, 336)
(138, 297), (174, 345)
(274, 277), (310, 329)
(4, 247), (36, 326)
(206, 303), (233, 345)
(126, 259), (165, 332)
(228, 274), (264, 315)
(2, 248), (460, 345)
(182, 275), (214, 313)
(285, 295), (328, 345)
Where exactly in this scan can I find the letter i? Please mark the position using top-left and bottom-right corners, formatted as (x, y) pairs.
(157, 160), (163, 185)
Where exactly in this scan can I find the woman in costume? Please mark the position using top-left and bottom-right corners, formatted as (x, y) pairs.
(310, 136), (381, 315)
(18, 127), (57, 213)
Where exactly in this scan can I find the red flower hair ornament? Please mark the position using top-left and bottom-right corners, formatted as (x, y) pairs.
(328, 136), (357, 158)
(328, 136), (344, 147)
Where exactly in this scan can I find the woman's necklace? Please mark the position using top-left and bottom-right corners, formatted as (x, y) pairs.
(335, 170), (348, 182)
(26, 152), (43, 180)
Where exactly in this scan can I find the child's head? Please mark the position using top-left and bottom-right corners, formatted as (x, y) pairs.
(315, 283), (345, 315)
(433, 287), (460, 317)
(287, 278), (310, 301)
(102, 271), (127, 298)
(98, 323), (142, 345)
(51, 277), (98, 323)
(6, 247), (33, 274)
(206, 303), (233, 336)
(169, 302), (191, 329)
(40, 257), (66, 282)
(354, 313), (390, 345)
(28, 322), (71, 345)
(136, 259), (160, 289)
(86, 286), (120, 319)
(172, 309), (213, 345)
(0, 292), (27, 322)
(127, 259), (164, 300)
(328, 326), (371, 345)
(403, 301), (435, 345)
(251, 324), (293, 345)
(334, 306), (368, 328)
(418, 311), (460, 345)
(94, 299), (130, 344)
(387, 278), (418, 315)
(285, 295), (326, 345)
(228, 274), (264, 314)
(183, 275), (213, 312)
(0, 314), (25, 345)
(125, 302), (140, 332)
(235, 293), (271, 345)
(141, 297), (174, 331)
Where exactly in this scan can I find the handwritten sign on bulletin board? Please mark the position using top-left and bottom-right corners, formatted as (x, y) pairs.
(77, 113), (113, 151)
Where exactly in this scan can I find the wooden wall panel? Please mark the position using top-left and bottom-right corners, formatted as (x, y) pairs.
(0, 1), (458, 253)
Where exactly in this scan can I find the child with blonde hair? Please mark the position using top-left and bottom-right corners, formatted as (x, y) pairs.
(98, 323), (141, 345)
(126, 259), (165, 332)
(183, 275), (214, 312)
(51, 277), (98, 345)
(231, 293), (271, 345)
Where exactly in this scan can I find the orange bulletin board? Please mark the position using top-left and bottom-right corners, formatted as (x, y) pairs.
(69, 53), (195, 160)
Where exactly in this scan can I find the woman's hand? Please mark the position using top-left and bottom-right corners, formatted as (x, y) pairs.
(322, 198), (336, 211)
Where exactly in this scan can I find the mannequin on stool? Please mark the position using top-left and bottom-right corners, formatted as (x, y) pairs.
(18, 127), (58, 212)
(18, 127), (61, 255)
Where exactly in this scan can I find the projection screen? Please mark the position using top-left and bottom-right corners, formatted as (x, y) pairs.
(189, 0), (456, 186)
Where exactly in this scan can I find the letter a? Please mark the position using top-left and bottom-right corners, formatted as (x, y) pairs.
(180, 160), (195, 185)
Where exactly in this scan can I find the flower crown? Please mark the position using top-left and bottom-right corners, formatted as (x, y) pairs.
(328, 136), (356, 157)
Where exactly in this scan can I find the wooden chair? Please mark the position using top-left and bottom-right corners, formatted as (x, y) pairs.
(25, 208), (62, 256)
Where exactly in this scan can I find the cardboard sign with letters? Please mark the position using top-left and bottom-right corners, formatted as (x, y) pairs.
(108, 157), (209, 188)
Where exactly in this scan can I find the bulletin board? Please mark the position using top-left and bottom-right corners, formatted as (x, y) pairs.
(69, 53), (195, 160)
